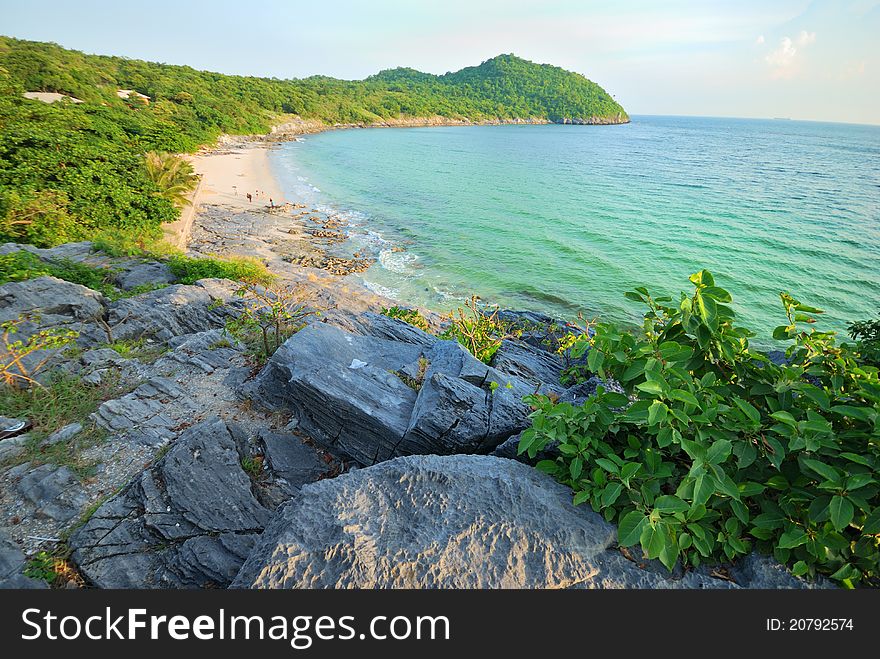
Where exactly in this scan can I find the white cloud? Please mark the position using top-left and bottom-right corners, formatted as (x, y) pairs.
(796, 30), (816, 46)
(765, 30), (816, 77)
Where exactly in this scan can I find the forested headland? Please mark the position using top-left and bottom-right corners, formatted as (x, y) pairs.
(0, 37), (628, 248)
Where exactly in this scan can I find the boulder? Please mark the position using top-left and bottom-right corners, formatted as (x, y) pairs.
(231, 455), (751, 589)
(0, 276), (105, 325)
(491, 338), (566, 388)
(252, 323), (547, 465)
(107, 279), (243, 342)
(70, 419), (272, 588)
(114, 260), (177, 291)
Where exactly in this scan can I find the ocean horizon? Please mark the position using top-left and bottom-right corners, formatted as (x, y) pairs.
(271, 115), (879, 342)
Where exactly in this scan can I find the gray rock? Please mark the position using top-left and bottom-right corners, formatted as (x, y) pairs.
(259, 431), (328, 492)
(107, 279), (242, 342)
(0, 241), (95, 262)
(70, 419), (271, 588)
(348, 311), (436, 347)
(0, 276), (105, 324)
(93, 376), (189, 445)
(0, 530), (48, 589)
(253, 323), (541, 465)
(728, 552), (833, 589)
(232, 454), (733, 589)
(0, 434), (30, 462)
(114, 261), (176, 291)
(492, 338), (566, 388)
(15, 464), (89, 523)
(44, 422), (83, 446)
(252, 323), (423, 465)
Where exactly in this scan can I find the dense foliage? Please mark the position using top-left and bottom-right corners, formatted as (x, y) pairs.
(519, 271), (879, 586)
(0, 37), (627, 249)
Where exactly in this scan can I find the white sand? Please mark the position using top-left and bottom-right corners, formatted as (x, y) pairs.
(165, 140), (287, 248)
(190, 141), (285, 209)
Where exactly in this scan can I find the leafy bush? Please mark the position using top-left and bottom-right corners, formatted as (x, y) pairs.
(519, 271), (879, 586)
(441, 296), (507, 364)
(167, 255), (274, 286)
(381, 306), (430, 332)
(0, 249), (121, 297)
(849, 312), (880, 366)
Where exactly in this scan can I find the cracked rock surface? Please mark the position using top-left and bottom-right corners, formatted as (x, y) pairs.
(250, 316), (563, 465)
(232, 454), (820, 590)
(70, 419), (270, 588)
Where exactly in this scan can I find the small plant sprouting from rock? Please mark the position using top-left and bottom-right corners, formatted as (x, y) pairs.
(1, 313), (78, 387)
(103, 337), (166, 364)
(381, 306), (430, 332)
(441, 296), (506, 364)
(241, 455), (264, 480)
(226, 283), (315, 362)
(23, 550), (83, 588)
(396, 356), (430, 391)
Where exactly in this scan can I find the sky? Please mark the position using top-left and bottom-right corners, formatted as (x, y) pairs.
(2, 0), (878, 124)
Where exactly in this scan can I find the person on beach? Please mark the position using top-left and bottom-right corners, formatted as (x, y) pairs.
(269, 198), (274, 208)
(247, 193), (252, 202)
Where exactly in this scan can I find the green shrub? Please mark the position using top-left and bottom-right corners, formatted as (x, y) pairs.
(168, 255), (274, 286)
(0, 250), (48, 284)
(0, 250), (119, 297)
(381, 306), (431, 332)
(850, 312), (880, 366)
(519, 271), (880, 586)
(441, 296), (506, 364)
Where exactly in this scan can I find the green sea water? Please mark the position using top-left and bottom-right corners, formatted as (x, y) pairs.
(270, 116), (880, 342)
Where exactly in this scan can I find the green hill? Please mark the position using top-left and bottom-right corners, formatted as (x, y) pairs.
(0, 37), (628, 248)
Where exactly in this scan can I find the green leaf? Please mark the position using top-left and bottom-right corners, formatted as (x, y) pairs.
(636, 380), (664, 396)
(778, 529), (808, 549)
(706, 439), (732, 465)
(570, 457), (583, 480)
(862, 507), (880, 534)
(587, 348), (604, 373)
(647, 400), (668, 426)
(641, 523), (666, 560)
(617, 511), (648, 547)
(535, 460), (557, 474)
(840, 452), (872, 467)
(791, 561), (810, 577)
(733, 398), (761, 425)
(692, 473), (714, 507)
(654, 495), (690, 513)
(601, 482), (623, 507)
(829, 496), (854, 532)
(770, 410), (797, 426)
(802, 459), (839, 483)
(669, 389), (699, 407)
(573, 490), (591, 506)
(595, 458), (619, 474)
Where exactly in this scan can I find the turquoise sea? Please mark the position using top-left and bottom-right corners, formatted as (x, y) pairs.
(270, 116), (880, 342)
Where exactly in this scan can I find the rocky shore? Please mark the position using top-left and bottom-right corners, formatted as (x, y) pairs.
(0, 236), (824, 590)
(0, 120), (823, 591)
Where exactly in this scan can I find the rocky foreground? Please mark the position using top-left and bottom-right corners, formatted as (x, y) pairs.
(0, 241), (823, 589)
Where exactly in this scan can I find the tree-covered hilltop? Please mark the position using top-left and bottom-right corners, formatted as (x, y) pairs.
(0, 37), (628, 249)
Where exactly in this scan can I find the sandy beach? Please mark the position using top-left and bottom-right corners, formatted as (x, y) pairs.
(173, 135), (441, 329)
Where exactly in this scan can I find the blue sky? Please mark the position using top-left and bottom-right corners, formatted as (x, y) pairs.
(2, 0), (878, 124)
